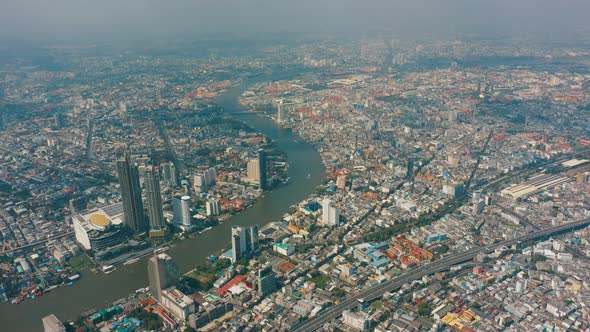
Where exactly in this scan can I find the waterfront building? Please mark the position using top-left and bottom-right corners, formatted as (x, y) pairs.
(117, 152), (146, 235)
(173, 195), (192, 227)
(148, 253), (178, 301)
(42, 314), (66, 332)
(230, 225), (259, 262)
(206, 199), (221, 216)
(72, 203), (128, 252)
(160, 286), (196, 321)
(247, 149), (267, 190)
(145, 166), (167, 238)
(277, 100), (288, 123)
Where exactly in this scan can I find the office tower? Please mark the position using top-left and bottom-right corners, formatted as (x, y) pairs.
(248, 225), (259, 252)
(248, 150), (267, 190)
(247, 158), (260, 184)
(173, 195), (192, 227)
(54, 113), (64, 128)
(277, 100), (288, 123)
(231, 226), (247, 262)
(161, 162), (178, 187)
(322, 199), (340, 226)
(193, 173), (206, 193)
(258, 149), (267, 190)
(205, 199), (221, 216)
(145, 166), (166, 238)
(448, 111), (457, 124)
(204, 167), (217, 187)
(117, 152), (146, 234)
(257, 264), (276, 295)
(42, 314), (66, 332)
(148, 253), (178, 301)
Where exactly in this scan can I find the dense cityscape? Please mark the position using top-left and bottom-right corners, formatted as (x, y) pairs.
(2, 6), (590, 332)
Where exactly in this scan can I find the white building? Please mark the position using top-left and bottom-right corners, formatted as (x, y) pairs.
(322, 199), (340, 226)
(273, 243), (295, 256)
(160, 286), (196, 321)
(173, 196), (192, 227)
(342, 310), (369, 330)
(206, 199), (221, 216)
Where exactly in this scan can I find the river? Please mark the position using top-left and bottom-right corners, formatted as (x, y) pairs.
(0, 78), (325, 331)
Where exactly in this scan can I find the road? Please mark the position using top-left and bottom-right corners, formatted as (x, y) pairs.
(1, 231), (74, 254)
(293, 218), (590, 331)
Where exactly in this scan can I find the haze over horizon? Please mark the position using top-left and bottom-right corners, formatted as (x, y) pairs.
(2, 0), (590, 45)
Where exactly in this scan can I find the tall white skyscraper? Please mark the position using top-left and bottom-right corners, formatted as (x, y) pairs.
(148, 253), (178, 301)
(230, 225), (259, 262)
(206, 199), (221, 216)
(322, 199), (340, 226)
(193, 173), (206, 193)
(277, 100), (288, 123)
(173, 195), (192, 227)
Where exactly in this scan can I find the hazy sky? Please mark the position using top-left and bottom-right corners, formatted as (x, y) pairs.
(1, 0), (590, 43)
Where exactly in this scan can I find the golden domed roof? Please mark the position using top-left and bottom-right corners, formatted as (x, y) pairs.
(89, 214), (111, 227)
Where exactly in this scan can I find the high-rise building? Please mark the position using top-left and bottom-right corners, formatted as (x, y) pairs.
(117, 152), (146, 235)
(193, 173), (206, 193)
(231, 226), (247, 262)
(247, 150), (267, 190)
(277, 100), (288, 123)
(257, 264), (276, 295)
(145, 166), (166, 238)
(204, 167), (217, 187)
(148, 253), (178, 301)
(230, 225), (258, 262)
(248, 225), (259, 252)
(448, 110), (458, 123)
(205, 199), (221, 216)
(54, 113), (64, 128)
(161, 162), (178, 187)
(322, 199), (340, 226)
(173, 195), (192, 227)
(42, 314), (66, 332)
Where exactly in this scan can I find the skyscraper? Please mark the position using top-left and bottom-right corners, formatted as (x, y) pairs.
(161, 162), (178, 187)
(248, 225), (259, 252)
(145, 166), (166, 238)
(230, 225), (259, 262)
(257, 264), (276, 295)
(322, 199), (340, 226)
(117, 152), (146, 235)
(277, 100), (288, 124)
(54, 113), (64, 128)
(258, 149), (267, 190)
(173, 195), (192, 227)
(148, 253), (178, 301)
(205, 199), (221, 216)
(247, 149), (267, 190)
(231, 226), (247, 262)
